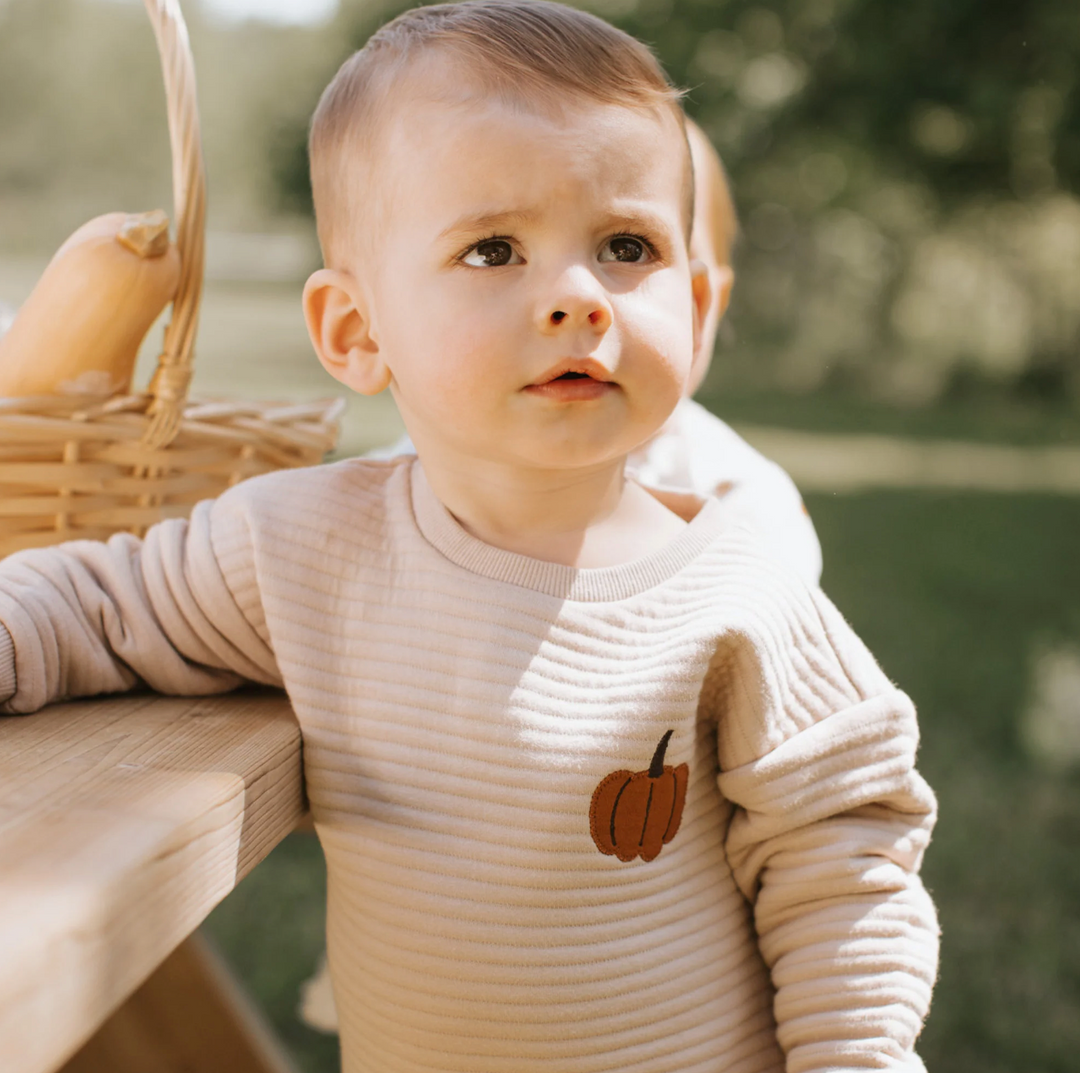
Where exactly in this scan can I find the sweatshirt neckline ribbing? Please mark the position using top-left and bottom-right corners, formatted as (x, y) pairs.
(407, 459), (727, 602)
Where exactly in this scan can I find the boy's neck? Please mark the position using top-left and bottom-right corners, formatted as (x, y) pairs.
(417, 453), (688, 569)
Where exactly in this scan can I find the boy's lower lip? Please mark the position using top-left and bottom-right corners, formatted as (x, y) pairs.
(523, 377), (616, 402)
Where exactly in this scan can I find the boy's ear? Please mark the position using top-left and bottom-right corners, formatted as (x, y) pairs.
(711, 264), (735, 323)
(688, 258), (713, 355)
(302, 268), (391, 395)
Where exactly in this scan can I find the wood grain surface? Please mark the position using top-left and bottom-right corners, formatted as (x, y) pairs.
(0, 689), (304, 1073)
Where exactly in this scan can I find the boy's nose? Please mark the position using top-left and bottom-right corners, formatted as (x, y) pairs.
(537, 268), (613, 334)
(549, 308), (609, 328)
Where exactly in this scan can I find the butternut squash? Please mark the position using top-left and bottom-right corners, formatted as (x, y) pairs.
(0, 210), (180, 397)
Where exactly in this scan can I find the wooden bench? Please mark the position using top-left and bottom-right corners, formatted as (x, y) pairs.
(0, 689), (307, 1073)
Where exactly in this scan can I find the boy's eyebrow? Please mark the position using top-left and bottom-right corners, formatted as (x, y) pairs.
(597, 207), (676, 237)
(438, 205), (679, 242)
(438, 209), (538, 240)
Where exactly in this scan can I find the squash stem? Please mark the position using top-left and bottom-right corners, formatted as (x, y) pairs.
(649, 730), (674, 778)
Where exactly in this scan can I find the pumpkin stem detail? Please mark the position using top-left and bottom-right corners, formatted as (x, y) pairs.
(648, 730), (674, 779)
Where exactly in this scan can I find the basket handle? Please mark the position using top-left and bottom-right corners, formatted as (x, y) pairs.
(140, 0), (206, 450)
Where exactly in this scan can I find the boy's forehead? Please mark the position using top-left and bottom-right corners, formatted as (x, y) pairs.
(376, 82), (689, 235)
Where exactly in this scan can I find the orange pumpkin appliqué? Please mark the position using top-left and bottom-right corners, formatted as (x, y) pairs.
(589, 730), (689, 863)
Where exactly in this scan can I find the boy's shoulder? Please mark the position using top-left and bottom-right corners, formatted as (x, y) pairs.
(224, 454), (409, 505)
(211, 454), (414, 539)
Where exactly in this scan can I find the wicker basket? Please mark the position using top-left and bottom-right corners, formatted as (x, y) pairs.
(0, 0), (342, 558)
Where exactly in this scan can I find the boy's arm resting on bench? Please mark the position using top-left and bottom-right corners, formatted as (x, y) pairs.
(713, 584), (939, 1072)
(0, 491), (281, 714)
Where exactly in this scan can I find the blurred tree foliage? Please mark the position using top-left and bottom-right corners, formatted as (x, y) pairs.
(271, 0), (1080, 407)
(272, 0), (1080, 207)
(623, 0), (1080, 203)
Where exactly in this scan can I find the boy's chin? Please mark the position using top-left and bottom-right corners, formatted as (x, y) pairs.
(498, 433), (647, 474)
(418, 413), (670, 474)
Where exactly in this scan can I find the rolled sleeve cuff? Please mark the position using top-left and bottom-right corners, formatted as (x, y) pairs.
(0, 622), (15, 703)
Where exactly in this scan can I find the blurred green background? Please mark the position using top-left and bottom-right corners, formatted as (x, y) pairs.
(2, 0), (1079, 1070)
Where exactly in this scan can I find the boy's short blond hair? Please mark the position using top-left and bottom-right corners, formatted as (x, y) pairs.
(310, 0), (690, 268)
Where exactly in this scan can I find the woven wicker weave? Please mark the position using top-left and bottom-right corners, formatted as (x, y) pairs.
(0, 0), (342, 558)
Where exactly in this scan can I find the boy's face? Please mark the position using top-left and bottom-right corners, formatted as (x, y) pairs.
(312, 71), (708, 474)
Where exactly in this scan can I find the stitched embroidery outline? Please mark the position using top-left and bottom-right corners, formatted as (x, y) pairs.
(589, 729), (689, 862)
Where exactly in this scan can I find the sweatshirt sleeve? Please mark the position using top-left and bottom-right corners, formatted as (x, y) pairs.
(0, 492), (281, 715)
(711, 578), (939, 1072)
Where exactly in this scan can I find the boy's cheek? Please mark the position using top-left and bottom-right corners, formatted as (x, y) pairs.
(627, 273), (699, 327)
(625, 299), (697, 369)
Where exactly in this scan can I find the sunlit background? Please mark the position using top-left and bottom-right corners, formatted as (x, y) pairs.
(2, 1), (1079, 1071)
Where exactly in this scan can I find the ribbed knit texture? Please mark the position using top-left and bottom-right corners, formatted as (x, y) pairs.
(0, 623), (14, 702)
(0, 457), (938, 1073)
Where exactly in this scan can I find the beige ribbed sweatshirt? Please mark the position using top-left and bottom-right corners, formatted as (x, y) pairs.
(0, 457), (938, 1073)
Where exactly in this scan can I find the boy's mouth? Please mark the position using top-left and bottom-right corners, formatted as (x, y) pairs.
(528, 358), (614, 387)
(524, 360), (616, 402)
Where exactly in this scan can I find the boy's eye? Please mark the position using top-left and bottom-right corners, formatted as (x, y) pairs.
(598, 236), (653, 264)
(461, 239), (522, 267)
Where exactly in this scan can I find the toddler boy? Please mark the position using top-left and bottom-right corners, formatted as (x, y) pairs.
(0, 3), (937, 1071)
(299, 109), (823, 1036)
